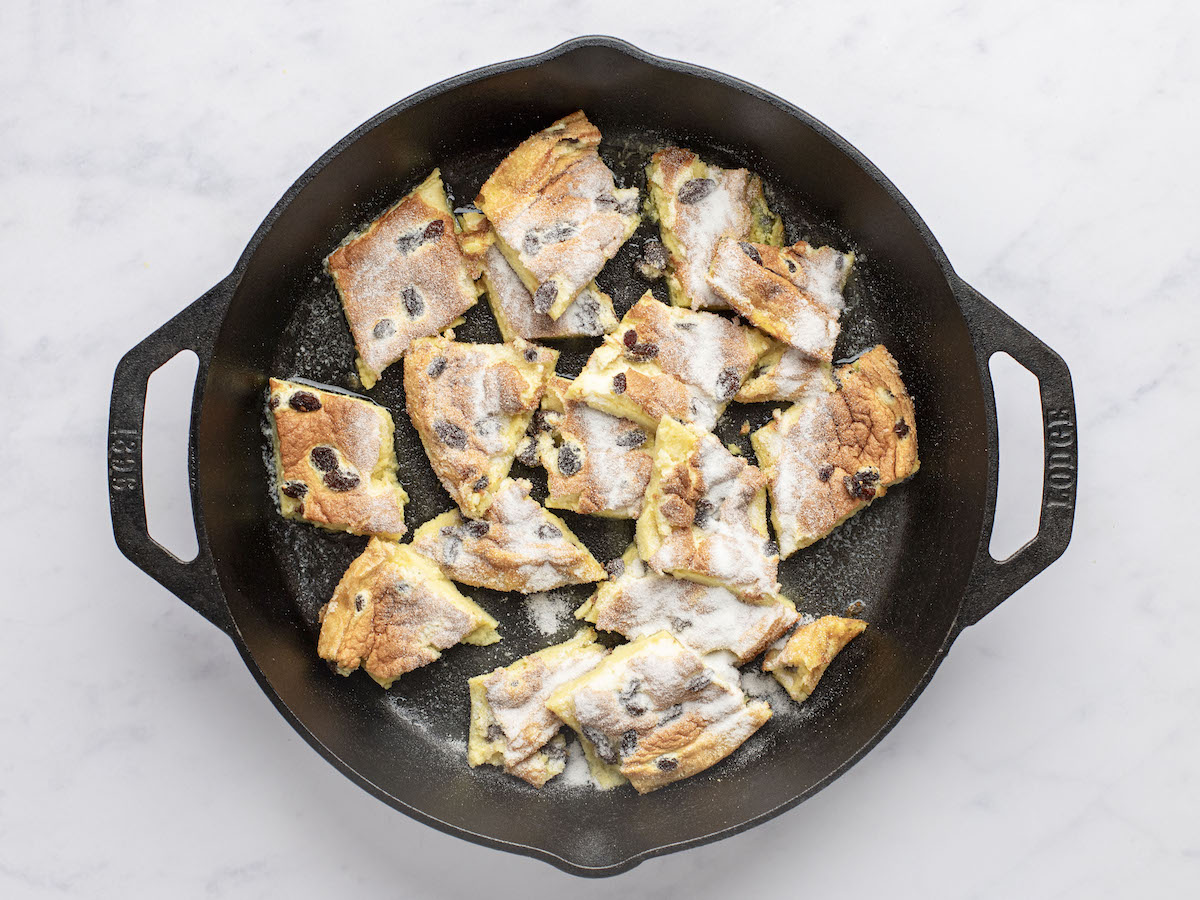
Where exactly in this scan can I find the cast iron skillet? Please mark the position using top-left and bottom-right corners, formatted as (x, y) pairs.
(107, 37), (1078, 876)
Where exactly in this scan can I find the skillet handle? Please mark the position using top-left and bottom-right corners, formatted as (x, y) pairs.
(955, 277), (1078, 628)
(108, 275), (237, 636)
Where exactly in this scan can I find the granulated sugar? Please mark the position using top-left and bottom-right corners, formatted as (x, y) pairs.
(525, 591), (574, 636)
(555, 738), (601, 790)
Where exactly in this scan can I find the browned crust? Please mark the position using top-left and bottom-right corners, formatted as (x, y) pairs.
(324, 172), (478, 385)
(269, 379), (406, 538)
(403, 336), (556, 517)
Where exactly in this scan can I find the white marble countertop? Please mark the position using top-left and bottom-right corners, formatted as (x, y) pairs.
(3, 1), (1197, 896)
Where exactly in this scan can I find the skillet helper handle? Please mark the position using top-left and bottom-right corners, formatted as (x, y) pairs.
(108, 275), (236, 635)
(955, 277), (1078, 628)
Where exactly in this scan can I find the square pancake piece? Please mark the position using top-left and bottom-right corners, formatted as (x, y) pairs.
(411, 478), (606, 594)
(546, 630), (772, 794)
(565, 293), (770, 433)
(324, 169), (481, 388)
(459, 211), (619, 341)
(475, 110), (639, 319)
(468, 628), (608, 787)
(527, 375), (654, 519)
(751, 345), (919, 557)
(268, 378), (408, 539)
(578, 545), (797, 664)
(645, 146), (783, 310)
(763, 616), (867, 702)
(637, 416), (779, 601)
(404, 335), (557, 518)
(707, 237), (854, 361)
(317, 538), (499, 689)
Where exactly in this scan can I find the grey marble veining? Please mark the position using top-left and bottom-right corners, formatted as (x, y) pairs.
(1, 1), (1197, 897)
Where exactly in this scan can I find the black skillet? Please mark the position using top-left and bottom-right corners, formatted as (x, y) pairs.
(107, 37), (1078, 876)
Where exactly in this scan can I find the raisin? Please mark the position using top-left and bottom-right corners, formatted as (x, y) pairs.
(280, 481), (308, 499)
(764, 539), (780, 557)
(557, 444), (582, 477)
(524, 346), (539, 362)
(537, 523), (562, 541)
(844, 470), (881, 501)
(623, 329), (638, 348)
(530, 410), (551, 434)
(817, 463), (834, 482)
(619, 681), (645, 716)
(626, 341), (659, 362)
(545, 741), (567, 760)
(835, 254), (845, 270)
(486, 723), (503, 742)
(616, 428), (647, 450)
(604, 558), (625, 579)
(402, 286), (424, 318)
(516, 439), (538, 468)
(542, 222), (576, 243)
(288, 391), (321, 412)
(582, 726), (617, 764)
(715, 367), (740, 401)
(434, 421), (468, 449)
(323, 470), (360, 492)
(612, 372), (627, 394)
(686, 672), (712, 693)
(473, 475), (489, 492)
(739, 241), (763, 266)
(594, 193), (619, 210)
(523, 232), (541, 256)
(895, 419), (910, 438)
(659, 705), (683, 724)
(669, 616), (692, 632)
(676, 178), (716, 204)
(620, 730), (639, 759)
(693, 498), (715, 529)
(422, 219), (445, 242)
(268, 395), (280, 409)
(442, 533), (462, 564)
(354, 592), (366, 613)
(674, 320), (696, 331)
(532, 282), (557, 314)
(786, 259), (797, 274)
(310, 446), (339, 472)
(373, 318), (395, 340)
(465, 519), (489, 539)
(395, 231), (422, 254)
(427, 357), (447, 378)
(561, 136), (580, 144)
(617, 196), (639, 216)
(656, 757), (678, 771)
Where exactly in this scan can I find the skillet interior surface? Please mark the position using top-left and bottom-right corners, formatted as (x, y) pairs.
(194, 41), (988, 872)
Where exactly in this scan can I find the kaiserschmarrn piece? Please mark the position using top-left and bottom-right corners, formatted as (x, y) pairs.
(317, 538), (499, 689)
(324, 169), (480, 388)
(735, 341), (834, 403)
(268, 378), (408, 539)
(637, 417), (779, 600)
(751, 345), (920, 557)
(411, 478), (606, 593)
(468, 628), (608, 787)
(459, 211), (619, 341)
(762, 616), (867, 702)
(566, 293), (771, 432)
(527, 376), (654, 519)
(404, 336), (557, 518)
(577, 546), (797, 664)
(707, 237), (853, 361)
(645, 147), (782, 310)
(476, 111), (639, 320)
(546, 631), (772, 794)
